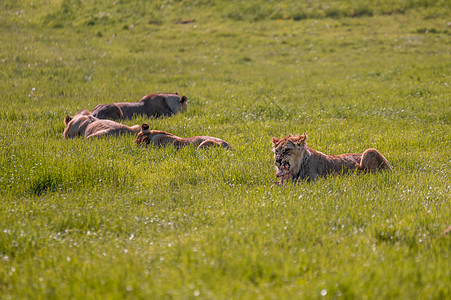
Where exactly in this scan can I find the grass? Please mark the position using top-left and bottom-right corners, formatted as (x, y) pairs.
(1, 0), (450, 298)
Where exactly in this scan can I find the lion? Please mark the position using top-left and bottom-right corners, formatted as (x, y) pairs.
(91, 93), (188, 120)
(135, 123), (231, 150)
(272, 134), (392, 183)
(63, 110), (141, 139)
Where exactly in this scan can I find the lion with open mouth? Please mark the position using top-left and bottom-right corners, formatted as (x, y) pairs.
(272, 134), (392, 184)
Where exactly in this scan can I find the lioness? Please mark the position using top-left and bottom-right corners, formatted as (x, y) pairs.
(63, 110), (141, 139)
(272, 134), (391, 183)
(135, 123), (231, 150)
(91, 93), (188, 120)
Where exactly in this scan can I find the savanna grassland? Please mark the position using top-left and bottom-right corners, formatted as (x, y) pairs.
(1, 0), (450, 298)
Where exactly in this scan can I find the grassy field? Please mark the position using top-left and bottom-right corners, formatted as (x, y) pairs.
(1, 0), (450, 298)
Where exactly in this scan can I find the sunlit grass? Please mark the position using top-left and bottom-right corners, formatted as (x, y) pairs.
(0, 0), (450, 298)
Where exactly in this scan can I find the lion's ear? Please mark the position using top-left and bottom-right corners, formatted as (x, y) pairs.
(288, 134), (306, 146)
(141, 123), (150, 131)
(271, 137), (280, 145)
(64, 115), (72, 126)
(295, 134), (307, 145)
(299, 133), (307, 144)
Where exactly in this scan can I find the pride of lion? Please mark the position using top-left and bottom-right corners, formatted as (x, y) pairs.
(63, 91), (392, 183)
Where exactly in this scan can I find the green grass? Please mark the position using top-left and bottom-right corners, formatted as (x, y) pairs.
(1, 0), (450, 298)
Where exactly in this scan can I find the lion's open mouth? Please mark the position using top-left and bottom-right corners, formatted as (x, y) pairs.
(276, 162), (291, 181)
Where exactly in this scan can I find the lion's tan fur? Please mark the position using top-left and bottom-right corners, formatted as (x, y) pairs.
(63, 111), (141, 139)
(135, 123), (231, 150)
(272, 134), (391, 183)
(91, 93), (188, 120)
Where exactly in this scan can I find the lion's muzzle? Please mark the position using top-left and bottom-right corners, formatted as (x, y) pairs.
(276, 162), (290, 178)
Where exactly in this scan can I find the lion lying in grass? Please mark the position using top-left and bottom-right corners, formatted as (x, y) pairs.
(91, 93), (188, 120)
(63, 110), (141, 139)
(135, 123), (231, 150)
(272, 134), (392, 183)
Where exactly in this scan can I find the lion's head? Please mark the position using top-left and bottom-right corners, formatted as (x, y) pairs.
(177, 95), (188, 113)
(271, 134), (308, 182)
(162, 93), (188, 114)
(140, 93), (188, 115)
(63, 110), (96, 139)
(135, 123), (152, 146)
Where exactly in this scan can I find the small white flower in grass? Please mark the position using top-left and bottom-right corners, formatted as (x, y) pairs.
(321, 289), (327, 296)
(28, 87), (36, 97)
(194, 290), (200, 296)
